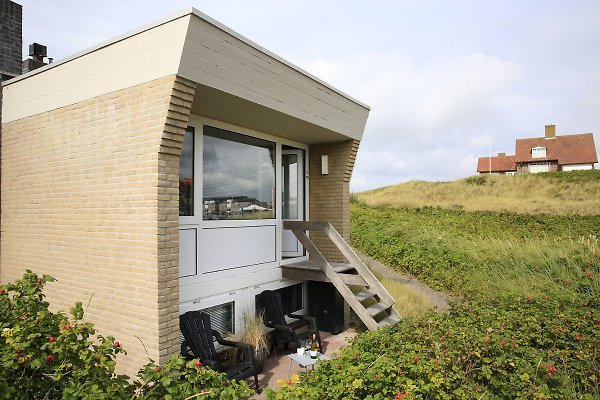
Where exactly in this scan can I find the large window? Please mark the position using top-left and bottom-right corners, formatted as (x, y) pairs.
(203, 126), (275, 220)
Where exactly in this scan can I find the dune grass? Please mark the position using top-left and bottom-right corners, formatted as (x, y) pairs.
(376, 275), (436, 319)
(351, 204), (599, 301)
(354, 170), (600, 215)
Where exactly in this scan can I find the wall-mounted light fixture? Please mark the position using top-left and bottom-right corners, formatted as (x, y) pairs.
(321, 155), (329, 175)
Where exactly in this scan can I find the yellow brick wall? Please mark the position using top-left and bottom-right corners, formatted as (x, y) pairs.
(308, 140), (360, 262)
(0, 75), (196, 375)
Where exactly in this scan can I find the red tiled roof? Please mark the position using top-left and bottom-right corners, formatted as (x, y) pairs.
(515, 133), (597, 165)
(477, 155), (517, 172)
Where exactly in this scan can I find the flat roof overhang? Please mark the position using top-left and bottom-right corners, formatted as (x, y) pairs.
(192, 85), (350, 144)
(2, 9), (369, 143)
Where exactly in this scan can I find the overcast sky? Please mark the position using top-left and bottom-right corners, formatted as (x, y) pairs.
(17, 0), (600, 191)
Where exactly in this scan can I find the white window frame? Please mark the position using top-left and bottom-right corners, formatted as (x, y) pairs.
(179, 115), (309, 303)
(528, 162), (550, 173)
(531, 146), (546, 158)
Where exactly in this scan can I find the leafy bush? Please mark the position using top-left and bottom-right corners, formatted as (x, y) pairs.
(0, 270), (254, 399)
(267, 297), (599, 399)
(268, 204), (599, 398)
(464, 175), (492, 186)
(536, 170), (600, 184)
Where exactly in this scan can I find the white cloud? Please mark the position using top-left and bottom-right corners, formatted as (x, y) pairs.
(469, 134), (492, 149)
(290, 51), (522, 191)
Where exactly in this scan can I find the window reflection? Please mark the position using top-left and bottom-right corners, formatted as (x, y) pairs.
(282, 154), (298, 219)
(179, 128), (194, 216)
(203, 126), (275, 220)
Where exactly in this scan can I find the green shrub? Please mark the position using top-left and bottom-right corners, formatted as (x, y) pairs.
(0, 270), (254, 399)
(268, 204), (599, 398)
(464, 175), (491, 186)
(267, 297), (599, 399)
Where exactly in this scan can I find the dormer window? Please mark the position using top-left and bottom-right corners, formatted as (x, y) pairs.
(531, 146), (546, 158)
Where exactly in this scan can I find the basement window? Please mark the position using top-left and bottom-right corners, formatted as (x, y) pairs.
(202, 301), (235, 335)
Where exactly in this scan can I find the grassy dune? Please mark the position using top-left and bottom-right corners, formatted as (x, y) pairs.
(355, 170), (600, 215)
(271, 171), (599, 398)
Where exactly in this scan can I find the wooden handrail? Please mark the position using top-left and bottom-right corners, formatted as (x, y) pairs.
(283, 220), (396, 309)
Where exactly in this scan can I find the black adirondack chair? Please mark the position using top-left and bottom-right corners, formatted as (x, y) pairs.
(260, 289), (323, 354)
(180, 311), (261, 392)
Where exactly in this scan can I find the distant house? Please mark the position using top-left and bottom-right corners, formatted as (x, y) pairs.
(478, 125), (597, 175)
(477, 152), (517, 175)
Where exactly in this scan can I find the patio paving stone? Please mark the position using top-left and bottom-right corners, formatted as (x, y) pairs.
(249, 329), (357, 399)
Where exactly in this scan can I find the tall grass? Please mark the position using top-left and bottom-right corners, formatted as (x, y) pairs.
(462, 235), (598, 300)
(356, 170), (600, 215)
(369, 271), (436, 319)
(351, 204), (600, 302)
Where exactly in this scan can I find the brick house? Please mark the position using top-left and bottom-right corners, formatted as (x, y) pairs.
(476, 152), (517, 175)
(478, 125), (598, 174)
(0, 8), (398, 375)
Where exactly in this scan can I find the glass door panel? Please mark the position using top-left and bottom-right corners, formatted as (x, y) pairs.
(282, 149), (304, 258)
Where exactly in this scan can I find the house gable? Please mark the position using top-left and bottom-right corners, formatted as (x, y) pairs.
(515, 137), (559, 163)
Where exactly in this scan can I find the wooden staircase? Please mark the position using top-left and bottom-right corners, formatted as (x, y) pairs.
(282, 221), (400, 331)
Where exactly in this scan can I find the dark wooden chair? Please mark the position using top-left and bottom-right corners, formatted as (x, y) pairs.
(180, 311), (261, 393)
(260, 289), (323, 354)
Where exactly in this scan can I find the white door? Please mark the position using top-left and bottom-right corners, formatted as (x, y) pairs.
(529, 163), (549, 173)
(282, 149), (305, 258)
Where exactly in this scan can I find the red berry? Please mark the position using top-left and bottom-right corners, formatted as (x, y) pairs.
(0, 289), (6, 294)
(46, 354), (54, 362)
(48, 337), (56, 343)
(155, 367), (161, 372)
(113, 341), (120, 348)
(65, 323), (71, 330)
(195, 359), (202, 367)
(373, 375), (379, 380)
(35, 280), (42, 285)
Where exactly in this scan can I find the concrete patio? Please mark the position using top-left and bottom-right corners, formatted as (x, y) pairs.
(250, 329), (358, 399)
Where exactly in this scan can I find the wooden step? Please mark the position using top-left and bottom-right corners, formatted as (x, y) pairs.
(281, 260), (357, 283)
(377, 315), (401, 327)
(330, 262), (355, 273)
(282, 259), (321, 271)
(365, 303), (391, 317)
(283, 220), (401, 331)
(338, 273), (367, 286)
(355, 289), (377, 302)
